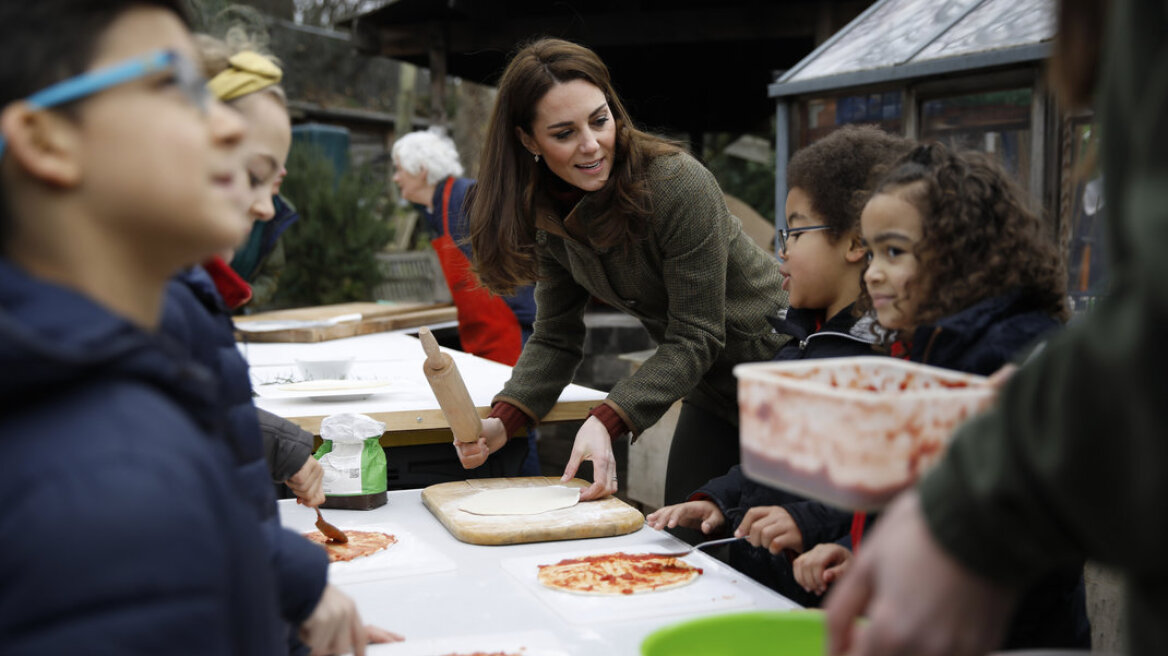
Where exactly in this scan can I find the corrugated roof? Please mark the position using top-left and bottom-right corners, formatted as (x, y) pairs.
(770, 0), (1054, 97)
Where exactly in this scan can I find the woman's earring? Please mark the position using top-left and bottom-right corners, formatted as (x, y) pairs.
(533, 153), (541, 163)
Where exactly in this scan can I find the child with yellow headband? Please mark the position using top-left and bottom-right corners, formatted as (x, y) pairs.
(159, 29), (402, 655)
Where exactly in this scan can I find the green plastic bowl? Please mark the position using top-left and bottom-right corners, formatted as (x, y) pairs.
(641, 610), (825, 656)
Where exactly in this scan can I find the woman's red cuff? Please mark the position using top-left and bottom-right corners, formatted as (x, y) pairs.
(588, 403), (628, 441)
(488, 401), (529, 437)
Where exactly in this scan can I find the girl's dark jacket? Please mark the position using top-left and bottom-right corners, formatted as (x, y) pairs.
(907, 291), (1090, 650)
(162, 266), (328, 639)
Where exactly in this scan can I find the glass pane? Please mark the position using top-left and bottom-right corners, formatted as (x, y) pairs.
(798, 91), (903, 148)
(915, 0), (1055, 62)
(1062, 119), (1107, 313)
(789, 0), (982, 81)
(920, 88), (1032, 191)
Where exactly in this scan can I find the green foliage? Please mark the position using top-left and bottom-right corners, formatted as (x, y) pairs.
(705, 137), (777, 223)
(272, 145), (393, 307)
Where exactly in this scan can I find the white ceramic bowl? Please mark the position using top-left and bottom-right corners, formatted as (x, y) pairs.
(734, 356), (993, 511)
(295, 357), (354, 381)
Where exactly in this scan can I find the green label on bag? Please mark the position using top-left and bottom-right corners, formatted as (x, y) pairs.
(361, 436), (387, 495)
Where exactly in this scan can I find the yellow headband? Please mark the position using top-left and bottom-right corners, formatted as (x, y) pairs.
(206, 51), (283, 102)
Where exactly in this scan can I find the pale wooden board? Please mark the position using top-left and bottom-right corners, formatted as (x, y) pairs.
(236, 302), (425, 323)
(234, 302), (455, 343)
(421, 477), (644, 546)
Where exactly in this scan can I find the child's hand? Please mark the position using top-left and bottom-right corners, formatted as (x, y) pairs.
(735, 506), (804, 554)
(288, 455), (325, 507)
(793, 543), (852, 595)
(645, 500), (725, 534)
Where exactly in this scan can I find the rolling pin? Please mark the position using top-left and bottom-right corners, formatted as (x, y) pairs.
(419, 327), (483, 443)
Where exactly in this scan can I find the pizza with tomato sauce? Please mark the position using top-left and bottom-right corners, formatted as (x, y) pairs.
(537, 552), (702, 595)
(303, 530), (397, 563)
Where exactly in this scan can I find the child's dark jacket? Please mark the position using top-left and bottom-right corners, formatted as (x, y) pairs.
(693, 304), (878, 604)
(0, 260), (284, 654)
(162, 267), (328, 632)
(906, 289), (1060, 375)
(905, 291), (1089, 650)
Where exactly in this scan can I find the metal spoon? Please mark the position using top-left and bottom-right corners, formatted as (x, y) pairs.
(649, 535), (744, 558)
(315, 507), (348, 544)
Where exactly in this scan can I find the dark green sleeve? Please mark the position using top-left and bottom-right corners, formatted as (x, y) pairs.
(919, 0), (1168, 585)
(495, 245), (591, 420)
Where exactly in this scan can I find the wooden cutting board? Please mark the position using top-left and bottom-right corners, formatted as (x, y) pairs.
(234, 302), (456, 343)
(421, 477), (644, 546)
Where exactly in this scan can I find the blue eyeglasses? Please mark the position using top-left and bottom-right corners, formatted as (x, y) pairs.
(0, 49), (209, 158)
(777, 224), (832, 253)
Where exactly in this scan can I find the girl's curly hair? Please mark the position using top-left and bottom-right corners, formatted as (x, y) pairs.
(858, 142), (1069, 327)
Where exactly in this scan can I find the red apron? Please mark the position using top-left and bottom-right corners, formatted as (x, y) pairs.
(431, 178), (522, 366)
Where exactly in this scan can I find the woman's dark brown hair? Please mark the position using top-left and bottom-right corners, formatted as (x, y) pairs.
(858, 142), (1070, 329)
(786, 124), (913, 241)
(467, 38), (681, 295)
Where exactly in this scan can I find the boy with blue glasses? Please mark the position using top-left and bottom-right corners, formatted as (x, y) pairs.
(0, 2), (285, 653)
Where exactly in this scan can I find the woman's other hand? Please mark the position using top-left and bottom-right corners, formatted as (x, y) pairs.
(561, 416), (617, 501)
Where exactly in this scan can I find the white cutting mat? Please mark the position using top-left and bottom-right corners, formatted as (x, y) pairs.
(279, 506), (456, 585)
(367, 629), (570, 656)
(501, 543), (757, 625)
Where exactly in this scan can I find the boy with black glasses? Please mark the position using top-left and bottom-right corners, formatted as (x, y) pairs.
(647, 126), (911, 605)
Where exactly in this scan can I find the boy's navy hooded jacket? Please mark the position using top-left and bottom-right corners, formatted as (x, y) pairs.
(0, 260), (284, 654)
(694, 304), (878, 605)
(162, 266), (328, 630)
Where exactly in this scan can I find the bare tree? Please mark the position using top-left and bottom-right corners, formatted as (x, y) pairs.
(293, 0), (375, 26)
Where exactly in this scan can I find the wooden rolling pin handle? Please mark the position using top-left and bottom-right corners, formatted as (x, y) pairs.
(419, 327), (445, 370)
(418, 327), (483, 443)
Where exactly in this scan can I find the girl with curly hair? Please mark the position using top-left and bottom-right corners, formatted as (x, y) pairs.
(818, 142), (1090, 650)
(859, 142), (1069, 371)
(459, 38), (788, 505)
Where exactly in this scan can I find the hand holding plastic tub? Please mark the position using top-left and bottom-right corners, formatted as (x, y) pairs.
(824, 491), (1017, 656)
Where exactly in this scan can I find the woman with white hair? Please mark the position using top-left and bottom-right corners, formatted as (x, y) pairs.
(393, 130), (539, 475)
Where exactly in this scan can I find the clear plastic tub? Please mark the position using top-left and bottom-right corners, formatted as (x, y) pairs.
(734, 357), (993, 511)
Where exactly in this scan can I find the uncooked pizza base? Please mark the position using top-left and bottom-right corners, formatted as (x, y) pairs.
(537, 552), (702, 596)
(303, 529), (397, 562)
(459, 486), (580, 516)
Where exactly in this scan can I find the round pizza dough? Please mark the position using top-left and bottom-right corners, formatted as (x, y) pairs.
(458, 486), (581, 516)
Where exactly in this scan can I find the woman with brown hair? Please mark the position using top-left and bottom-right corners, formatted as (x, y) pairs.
(457, 38), (788, 504)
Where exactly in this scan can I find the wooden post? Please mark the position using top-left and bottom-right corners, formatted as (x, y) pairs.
(429, 22), (448, 130)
